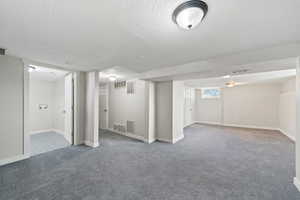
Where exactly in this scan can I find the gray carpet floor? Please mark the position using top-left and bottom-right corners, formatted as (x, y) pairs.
(30, 132), (70, 156)
(0, 124), (300, 200)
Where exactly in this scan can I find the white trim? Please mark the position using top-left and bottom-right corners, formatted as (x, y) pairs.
(30, 129), (65, 136)
(223, 123), (278, 131)
(0, 154), (29, 166)
(294, 177), (300, 192)
(30, 129), (54, 135)
(52, 129), (65, 136)
(147, 138), (156, 144)
(195, 121), (278, 131)
(172, 134), (184, 144)
(107, 128), (147, 143)
(84, 140), (99, 148)
(156, 137), (173, 143)
(184, 121), (197, 128)
(194, 121), (222, 126)
(278, 129), (296, 141)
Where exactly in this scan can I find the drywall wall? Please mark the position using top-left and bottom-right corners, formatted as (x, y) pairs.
(194, 89), (222, 125)
(295, 57), (300, 187)
(74, 72), (86, 145)
(147, 81), (156, 143)
(0, 55), (24, 163)
(85, 71), (99, 147)
(172, 81), (184, 142)
(53, 78), (65, 133)
(156, 81), (173, 142)
(223, 83), (280, 129)
(195, 82), (281, 130)
(29, 79), (55, 132)
(279, 78), (296, 141)
(29, 77), (65, 134)
(155, 81), (184, 143)
(108, 80), (147, 141)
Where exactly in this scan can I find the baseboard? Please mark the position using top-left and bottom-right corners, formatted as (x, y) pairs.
(30, 129), (53, 135)
(52, 129), (65, 136)
(173, 134), (184, 144)
(224, 123), (278, 131)
(294, 177), (300, 192)
(156, 137), (173, 143)
(184, 121), (197, 128)
(31, 129), (65, 136)
(278, 129), (296, 142)
(195, 121), (278, 131)
(0, 154), (29, 166)
(195, 121), (222, 126)
(107, 128), (147, 143)
(84, 140), (99, 148)
(147, 138), (156, 144)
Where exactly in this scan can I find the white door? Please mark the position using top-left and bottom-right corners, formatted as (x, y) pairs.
(99, 83), (108, 129)
(65, 74), (73, 144)
(184, 87), (194, 127)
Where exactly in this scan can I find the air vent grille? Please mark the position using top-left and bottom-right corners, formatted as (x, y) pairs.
(232, 69), (250, 74)
(127, 81), (135, 94)
(126, 121), (135, 134)
(113, 123), (126, 133)
(0, 48), (5, 55)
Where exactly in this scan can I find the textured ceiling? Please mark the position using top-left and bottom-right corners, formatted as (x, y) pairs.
(29, 66), (69, 82)
(1, 0), (300, 73)
(184, 69), (296, 88)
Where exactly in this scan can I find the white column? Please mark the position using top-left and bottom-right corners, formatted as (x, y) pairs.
(84, 71), (99, 147)
(294, 57), (300, 191)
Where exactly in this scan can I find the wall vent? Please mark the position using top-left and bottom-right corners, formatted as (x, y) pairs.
(127, 81), (135, 94)
(126, 121), (135, 133)
(114, 81), (126, 88)
(113, 123), (126, 133)
(0, 48), (5, 55)
(231, 69), (250, 74)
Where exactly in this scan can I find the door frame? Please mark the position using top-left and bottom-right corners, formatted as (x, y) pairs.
(23, 64), (78, 157)
(99, 82), (109, 130)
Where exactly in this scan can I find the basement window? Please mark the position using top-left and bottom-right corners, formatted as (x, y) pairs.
(201, 88), (220, 99)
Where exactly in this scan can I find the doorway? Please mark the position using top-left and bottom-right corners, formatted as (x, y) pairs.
(28, 66), (74, 156)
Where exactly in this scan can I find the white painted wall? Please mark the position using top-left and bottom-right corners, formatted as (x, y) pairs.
(223, 83), (280, 129)
(146, 81), (156, 143)
(53, 78), (65, 133)
(0, 55), (25, 163)
(155, 81), (184, 143)
(29, 79), (55, 132)
(195, 82), (282, 130)
(295, 58), (300, 189)
(279, 78), (296, 140)
(74, 72), (86, 145)
(85, 72), (99, 147)
(29, 77), (65, 134)
(155, 81), (173, 142)
(195, 89), (222, 125)
(108, 80), (147, 141)
(172, 81), (185, 142)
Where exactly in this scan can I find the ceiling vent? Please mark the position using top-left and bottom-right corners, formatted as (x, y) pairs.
(231, 69), (250, 74)
(0, 48), (5, 55)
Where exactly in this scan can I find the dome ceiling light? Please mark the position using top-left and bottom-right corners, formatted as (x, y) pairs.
(173, 0), (208, 30)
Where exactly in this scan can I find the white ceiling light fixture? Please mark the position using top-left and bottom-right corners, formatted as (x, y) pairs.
(223, 75), (231, 79)
(28, 65), (36, 72)
(108, 76), (117, 82)
(226, 80), (236, 88)
(173, 0), (208, 30)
